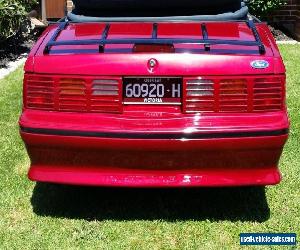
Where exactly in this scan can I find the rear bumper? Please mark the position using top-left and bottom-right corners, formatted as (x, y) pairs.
(19, 109), (289, 187)
(20, 129), (288, 187)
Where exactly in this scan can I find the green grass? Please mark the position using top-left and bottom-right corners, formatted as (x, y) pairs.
(0, 45), (299, 250)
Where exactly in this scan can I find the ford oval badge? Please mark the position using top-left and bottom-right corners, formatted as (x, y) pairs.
(251, 60), (269, 69)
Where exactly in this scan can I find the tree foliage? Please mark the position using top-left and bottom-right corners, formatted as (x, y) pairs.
(0, 0), (38, 39)
(246, 0), (287, 17)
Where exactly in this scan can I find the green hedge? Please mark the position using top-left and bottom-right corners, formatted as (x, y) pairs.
(0, 0), (38, 40)
(246, 0), (287, 17)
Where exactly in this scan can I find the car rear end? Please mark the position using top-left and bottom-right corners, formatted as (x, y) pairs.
(19, 21), (289, 187)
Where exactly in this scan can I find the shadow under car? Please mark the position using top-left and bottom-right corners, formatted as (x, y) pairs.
(31, 183), (270, 222)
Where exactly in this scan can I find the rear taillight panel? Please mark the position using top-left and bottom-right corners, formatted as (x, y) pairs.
(183, 76), (285, 113)
(183, 79), (215, 112)
(24, 75), (122, 113)
(24, 74), (285, 114)
(58, 78), (87, 111)
(219, 79), (248, 112)
(25, 75), (55, 110)
(253, 78), (284, 112)
(90, 79), (122, 113)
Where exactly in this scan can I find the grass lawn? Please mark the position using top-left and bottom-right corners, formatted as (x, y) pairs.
(0, 45), (299, 249)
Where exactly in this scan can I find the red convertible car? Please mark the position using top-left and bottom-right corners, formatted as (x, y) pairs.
(19, 0), (289, 187)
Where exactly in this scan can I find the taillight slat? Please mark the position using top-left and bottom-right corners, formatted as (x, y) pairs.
(254, 104), (282, 107)
(254, 93), (282, 97)
(58, 99), (87, 104)
(59, 95), (86, 99)
(220, 101), (247, 105)
(26, 88), (53, 94)
(219, 94), (247, 98)
(220, 104), (248, 108)
(254, 97), (282, 101)
(27, 99), (54, 104)
(187, 91), (213, 95)
(59, 104), (87, 109)
(27, 92), (53, 98)
(27, 80), (53, 85)
(27, 85), (54, 89)
(186, 99), (214, 103)
(91, 99), (120, 103)
(254, 87), (282, 91)
(92, 85), (118, 90)
(92, 90), (119, 96)
(91, 104), (121, 108)
(27, 105), (54, 110)
(254, 81), (281, 84)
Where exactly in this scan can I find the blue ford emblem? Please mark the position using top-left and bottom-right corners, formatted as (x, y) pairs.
(251, 60), (269, 69)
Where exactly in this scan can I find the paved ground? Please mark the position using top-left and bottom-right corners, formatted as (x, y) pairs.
(0, 54), (27, 80)
(276, 40), (299, 44)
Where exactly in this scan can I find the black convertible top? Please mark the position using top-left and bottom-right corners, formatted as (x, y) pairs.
(69, 0), (248, 22)
(72, 0), (241, 16)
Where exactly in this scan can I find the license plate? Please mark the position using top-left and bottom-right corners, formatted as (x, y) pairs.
(123, 77), (182, 104)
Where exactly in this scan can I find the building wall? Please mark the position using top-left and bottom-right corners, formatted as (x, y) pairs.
(271, 0), (298, 24)
(295, 0), (300, 40)
(42, 0), (66, 20)
(268, 0), (300, 39)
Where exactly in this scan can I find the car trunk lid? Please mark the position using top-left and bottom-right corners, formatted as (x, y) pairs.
(31, 21), (279, 76)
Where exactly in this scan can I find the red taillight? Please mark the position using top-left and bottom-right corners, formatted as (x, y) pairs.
(90, 79), (122, 112)
(183, 76), (285, 113)
(59, 78), (87, 111)
(219, 79), (248, 112)
(25, 75), (55, 110)
(24, 74), (285, 114)
(183, 79), (214, 113)
(24, 75), (122, 113)
(253, 77), (284, 112)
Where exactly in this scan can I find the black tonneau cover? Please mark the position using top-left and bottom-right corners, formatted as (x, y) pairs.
(73, 0), (241, 16)
(69, 0), (248, 22)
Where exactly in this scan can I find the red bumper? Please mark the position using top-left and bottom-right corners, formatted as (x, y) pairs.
(19, 109), (289, 187)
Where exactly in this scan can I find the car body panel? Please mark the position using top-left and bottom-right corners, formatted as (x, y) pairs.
(20, 21), (289, 187)
(22, 131), (286, 187)
(26, 22), (285, 76)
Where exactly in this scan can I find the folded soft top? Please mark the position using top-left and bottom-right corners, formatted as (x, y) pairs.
(73, 0), (241, 16)
(72, 0), (242, 15)
(68, 2), (248, 22)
